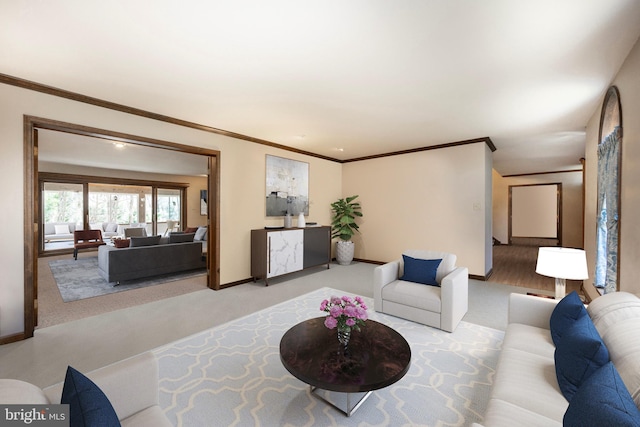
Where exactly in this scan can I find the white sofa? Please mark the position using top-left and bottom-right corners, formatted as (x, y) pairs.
(44, 222), (125, 242)
(373, 250), (469, 332)
(90, 222), (126, 239)
(475, 291), (640, 426)
(43, 222), (79, 242)
(0, 352), (171, 427)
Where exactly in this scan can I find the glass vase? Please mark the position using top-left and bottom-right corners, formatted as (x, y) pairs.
(284, 214), (292, 228)
(337, 326), (351, 347)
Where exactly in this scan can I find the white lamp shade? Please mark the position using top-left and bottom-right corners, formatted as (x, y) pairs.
(536, 247), (589, 280)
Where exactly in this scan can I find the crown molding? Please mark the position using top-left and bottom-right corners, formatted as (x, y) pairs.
(0, 73), (340, 162)
(342, 137), (495, 163)
(2, 73), (495, 164)
(502, 169), (582, 178)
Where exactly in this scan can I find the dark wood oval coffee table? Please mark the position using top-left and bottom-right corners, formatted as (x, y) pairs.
(280, 317), (411, 416)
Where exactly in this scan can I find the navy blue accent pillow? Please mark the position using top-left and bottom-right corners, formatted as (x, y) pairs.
(555, 314), (610, 402)
(400, 255), (442, 286)
(564, 362), (640, 426)
(549, 291), (587, 347)
(61, 366), (121, 427)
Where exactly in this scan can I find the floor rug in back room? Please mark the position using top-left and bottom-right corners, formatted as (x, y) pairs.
(49, 256), (206, 302)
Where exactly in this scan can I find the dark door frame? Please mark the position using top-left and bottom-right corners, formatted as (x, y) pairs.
(23, 115), (221, 339)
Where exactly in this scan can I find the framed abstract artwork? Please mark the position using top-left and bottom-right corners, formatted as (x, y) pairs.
(200, 190), (207, 216)
(265, 155), (309, 217)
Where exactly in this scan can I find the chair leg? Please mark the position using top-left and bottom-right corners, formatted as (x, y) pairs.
(73, 248), (78, 260)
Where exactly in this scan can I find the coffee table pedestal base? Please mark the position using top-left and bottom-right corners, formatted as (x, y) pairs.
(310, 386), (373, 417)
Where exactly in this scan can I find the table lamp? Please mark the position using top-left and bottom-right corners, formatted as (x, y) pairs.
(535, 247), (589, 299)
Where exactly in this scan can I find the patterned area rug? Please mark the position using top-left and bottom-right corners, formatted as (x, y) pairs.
(154, 287), (504, 426)
(49, 257), (206, 302)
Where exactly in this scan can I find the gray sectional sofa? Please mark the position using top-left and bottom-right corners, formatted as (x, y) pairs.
(98, 234), (206, 284)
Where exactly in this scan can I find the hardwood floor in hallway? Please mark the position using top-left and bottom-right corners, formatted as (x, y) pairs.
(489, 239), (583, 297)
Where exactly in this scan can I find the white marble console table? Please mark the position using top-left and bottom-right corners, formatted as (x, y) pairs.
(250, 226), (331, 285)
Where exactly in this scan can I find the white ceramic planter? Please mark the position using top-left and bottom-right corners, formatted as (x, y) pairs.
(335, 240), (355, 265)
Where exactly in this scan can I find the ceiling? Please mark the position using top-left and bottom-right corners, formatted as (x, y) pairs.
(3, 1), (640, 176)
(38, 130), (209, 176)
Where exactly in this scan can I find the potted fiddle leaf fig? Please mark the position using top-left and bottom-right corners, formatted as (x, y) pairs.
(330, 195), (363, 265)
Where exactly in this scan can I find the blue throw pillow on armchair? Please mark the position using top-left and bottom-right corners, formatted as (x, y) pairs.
(549, 291), (587, 347)
(564, 362), (640, 426)
(400, 255), (442, 286)
(61, 366), (121, 427)
(555, 314), (610, 401)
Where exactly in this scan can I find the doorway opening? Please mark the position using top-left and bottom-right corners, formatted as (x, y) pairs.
(24, 116), (220, 337)
(508, 183), (562, 247)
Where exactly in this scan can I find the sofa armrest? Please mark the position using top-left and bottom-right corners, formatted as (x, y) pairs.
(440, 266), (469, 332)
(43, 352), (160, 421)
(97, 245), (116, 272)
(373, 260), (401, 311)
(508, 293), (559, 329)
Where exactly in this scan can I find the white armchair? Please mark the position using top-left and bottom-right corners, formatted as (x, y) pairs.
(374, 250), (468, 332)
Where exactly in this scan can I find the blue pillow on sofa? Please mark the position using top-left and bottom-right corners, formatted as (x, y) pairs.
(555, 314), (610, 401)
(400, 255), (442, 286)
(550, 291), (587, 346)
(564, 362), (640, 427)
(61, 366), (121, 427)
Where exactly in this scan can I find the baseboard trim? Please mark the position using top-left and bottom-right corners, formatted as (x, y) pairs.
(224, 258), (488, 288)
(353, 258), (385, 265)
(470, 268), (493, 281)
(357, 258), (489, 281)
(0, 331), (26, 345)
(220, 278), (254, 289)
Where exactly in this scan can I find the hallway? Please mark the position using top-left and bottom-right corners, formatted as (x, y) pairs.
(490, 238), (583, 297)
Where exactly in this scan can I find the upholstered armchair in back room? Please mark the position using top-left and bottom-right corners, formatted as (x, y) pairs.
(374, 250), (468, 332)
(73, 229), (106, 260)
(124, 227), (147, 238)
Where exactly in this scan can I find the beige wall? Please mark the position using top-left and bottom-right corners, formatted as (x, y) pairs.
(0, 83), (342, 338)
(584, 37), (640, 300)
(342, 142), (492, 277)
(483, 145), (494, 275)
(511, 185), (558, 238)
(492, 171), (509, 244)
(492, 171), (583, 248)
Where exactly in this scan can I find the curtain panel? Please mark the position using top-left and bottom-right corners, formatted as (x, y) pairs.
(596, 126), (621, 293)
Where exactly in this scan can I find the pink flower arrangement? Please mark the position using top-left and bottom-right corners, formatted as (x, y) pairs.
(320, 295), (368, 331)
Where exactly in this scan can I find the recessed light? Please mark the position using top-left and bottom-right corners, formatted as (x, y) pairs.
(334, 147), (344, 152)
(113, 142), (125, 149)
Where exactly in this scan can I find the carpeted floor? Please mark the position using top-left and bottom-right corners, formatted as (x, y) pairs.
(37, 252), (209, 329)
(154, 287), (504, 426)
(3, 261), (531, 391)
(48, 256), (207, 302)
(36, 240), (569, 329)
